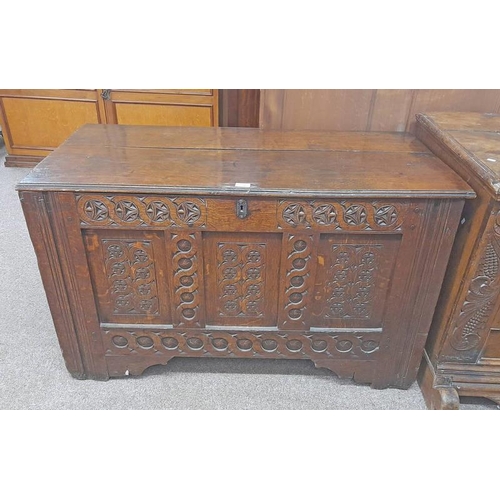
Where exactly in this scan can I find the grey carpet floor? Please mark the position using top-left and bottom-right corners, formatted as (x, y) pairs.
(0, 140), (496, 410)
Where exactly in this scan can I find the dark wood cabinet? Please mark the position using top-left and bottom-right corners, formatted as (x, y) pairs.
(17, 125), (472, 389)
(416, 112), (500, 408)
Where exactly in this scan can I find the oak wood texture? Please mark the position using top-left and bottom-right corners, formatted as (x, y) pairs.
(0, 89), (219, 166)
(260, 90), (500, 133)
(416, 112), (500, 409)
(18, 124), (473, 199)
(17, 125), (471, 389)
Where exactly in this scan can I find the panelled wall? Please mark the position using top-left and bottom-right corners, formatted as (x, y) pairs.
(259, 90), (500, 132)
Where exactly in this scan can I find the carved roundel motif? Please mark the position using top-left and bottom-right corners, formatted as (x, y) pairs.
(146, 201), (170, 222)
(286, 339), (303, 352)
(187, 337), (203, 350)
(361, 340), (379, 353)
(237, 338), (253, 351)
(84, 200), (109, 221)
(313, 204), (337, 225)
(374, 205), (398, 226)
(283, 203), (307, 226)
(176, 202), (201, 224)
(112, 335), (128, 348)
(162, 337), (179, 349)
(311, 339), (328, 352)
(115, 200), (139, 222)
(137, 336), (154, 348)
(343, 205), (367, 226)
(211, 338), (229, 350)
(261, 339), (278, 352)
(336, 339), (353, 353)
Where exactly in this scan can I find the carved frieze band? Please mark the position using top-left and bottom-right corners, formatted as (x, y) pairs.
(171, 232), (204, 328)
(277, 200), (403, 231)
(448, 211), (500, 354)
(77, 194), (206, 228)
(280, 234), (317, 329)
(216, 242), (266, 318)
(103, 239), (159, 315)
(103, 329), (381, 359)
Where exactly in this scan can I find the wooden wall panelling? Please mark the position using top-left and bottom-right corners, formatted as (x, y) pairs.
(278, 89), (376, 131)
(219, 90), (260, 127)
(260, 90), (500, 132)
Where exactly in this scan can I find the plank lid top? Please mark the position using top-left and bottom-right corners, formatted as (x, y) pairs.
(17, 124), (474, 199)
(417, 112), (500, 199)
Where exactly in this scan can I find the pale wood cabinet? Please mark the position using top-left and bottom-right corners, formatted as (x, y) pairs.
(0, 89), (219, 167)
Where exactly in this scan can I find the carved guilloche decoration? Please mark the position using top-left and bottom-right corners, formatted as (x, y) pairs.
(171, 233), (203, 327)
(104, 329), (381, 359)
(281, 234), (316, 328)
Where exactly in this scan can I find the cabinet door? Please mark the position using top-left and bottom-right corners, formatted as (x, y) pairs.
(102, 89), (219, 127)
(0, 89), (105, 157)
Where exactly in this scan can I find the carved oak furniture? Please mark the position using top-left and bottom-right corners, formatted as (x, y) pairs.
(417, 112), (500, 408)
(17, 125), (473, 389)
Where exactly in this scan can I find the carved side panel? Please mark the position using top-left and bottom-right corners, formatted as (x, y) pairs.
(204, 233), (281, 327)
(312, 234), (401, 328)
(278, 233), (318, 329)
(170, 232), (205, 328)
(77, 194), (207, 228)
(443, 210), (500, 361)
(277, 200), (405, 231)
(84, 230), (170, 324)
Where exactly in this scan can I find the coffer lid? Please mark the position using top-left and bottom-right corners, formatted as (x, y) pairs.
(16, 124), (474, 199)
(416, 112), (500, 199)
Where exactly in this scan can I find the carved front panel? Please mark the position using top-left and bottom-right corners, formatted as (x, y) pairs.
(203, 233), (281, 327)
(312, 234), (401, 328)
(84, 230), (171, 324)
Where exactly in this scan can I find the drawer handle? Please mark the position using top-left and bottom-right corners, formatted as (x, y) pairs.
(236, 199), (249, 219)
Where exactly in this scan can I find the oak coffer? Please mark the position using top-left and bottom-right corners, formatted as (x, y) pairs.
(416, 112), (500, 408)
(16, 125), (474, 389)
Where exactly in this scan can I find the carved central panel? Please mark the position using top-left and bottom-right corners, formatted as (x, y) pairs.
(217, 242), (266, 317)
(204, 233), (281, 327)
